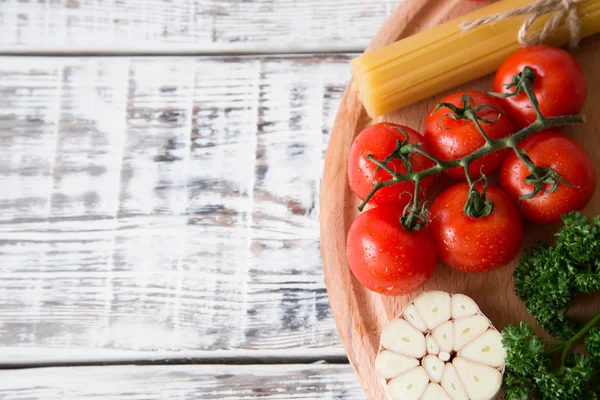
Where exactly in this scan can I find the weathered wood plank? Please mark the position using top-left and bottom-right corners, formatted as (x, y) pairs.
(0, 0), (394, 54)
(0, 55), (351, 361)
(0, 364), (365, 399)
(0, 59), (61, 221)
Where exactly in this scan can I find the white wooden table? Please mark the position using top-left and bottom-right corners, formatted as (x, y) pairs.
(0, 1), (393, 398)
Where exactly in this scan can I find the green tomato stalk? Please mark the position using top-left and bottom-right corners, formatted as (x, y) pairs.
(358, 67), (585, 231)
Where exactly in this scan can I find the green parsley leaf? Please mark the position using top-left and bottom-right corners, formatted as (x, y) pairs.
(513, 212), (600, 339)
(586, 328), (600, 362)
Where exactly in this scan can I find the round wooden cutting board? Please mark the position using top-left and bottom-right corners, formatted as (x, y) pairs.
(319, 0), (600, 398)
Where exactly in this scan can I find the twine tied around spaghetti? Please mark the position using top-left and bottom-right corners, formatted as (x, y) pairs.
(461, 0), (582, 48)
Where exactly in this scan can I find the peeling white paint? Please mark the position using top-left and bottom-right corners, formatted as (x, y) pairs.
(0, 363), (365, 399)
(0, 56), (351, 362)
(0, 0), (395, 54)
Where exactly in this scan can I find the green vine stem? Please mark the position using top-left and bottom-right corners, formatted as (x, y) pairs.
(358, 66), (585, 230)
(553, 311), (600, 375)
(488, 66), (578, 200)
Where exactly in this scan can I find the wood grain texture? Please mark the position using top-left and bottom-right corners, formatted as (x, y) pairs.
(0, 0), (394, 54)
(320, 1), (600, 398)
(0, 55), (353, 361)
(0, 364), (365, 399)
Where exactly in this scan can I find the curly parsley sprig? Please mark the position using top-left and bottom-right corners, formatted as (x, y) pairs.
(514, 212), (600, 339)
(503, 212), (600, 399)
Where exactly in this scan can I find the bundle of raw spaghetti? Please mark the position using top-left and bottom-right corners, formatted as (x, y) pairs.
(352, 0), (600, 118)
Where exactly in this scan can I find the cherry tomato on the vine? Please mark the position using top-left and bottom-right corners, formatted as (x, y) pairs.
(424, 91), (514, 181)
(429, 182), (523, 273)
(346, 206), (437, 295)
(348, 123), (436, 208)
(494, 45), (587, 129)
(500, 131), (597, 224)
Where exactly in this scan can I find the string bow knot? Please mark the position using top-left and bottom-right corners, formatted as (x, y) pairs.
(461, 0), (582, 48)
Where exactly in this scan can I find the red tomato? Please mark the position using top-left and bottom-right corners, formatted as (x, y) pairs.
(429, 182), (523, 273)
(348, 123), (436, 207)
(346, 206), (437, 295)
(493, 45), (587, 130)
(424, 91), (514, 180)
(500, 131), (597, 224)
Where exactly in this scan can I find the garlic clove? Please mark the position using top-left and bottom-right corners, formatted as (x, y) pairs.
(402, 304), (428, 333)
(451, 294), (479, 319)
(381, 318), (426, 359)
(421, 382), (451, 400)
(441, 363), (469, 400)
(432, 320), (453, 353)
(426, 334), (440, 355)
(459, 329), (506, 368)
(375, 350), (420, 380)
(414, 291), (452, 330)
(453, 358), (502, 400)
(387, 366), (429, 400)
(453, 315), (490, 352)
(438, 351), (451, 362)
(422, 354), (445, 383)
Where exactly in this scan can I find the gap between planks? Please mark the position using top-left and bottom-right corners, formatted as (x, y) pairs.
(0, 51), (360, 60)
(0, 347), (349, 369)
(0, 47), (362, 57)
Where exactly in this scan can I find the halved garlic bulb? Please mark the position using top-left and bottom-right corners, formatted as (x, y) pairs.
(375, 291), (506, 400)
